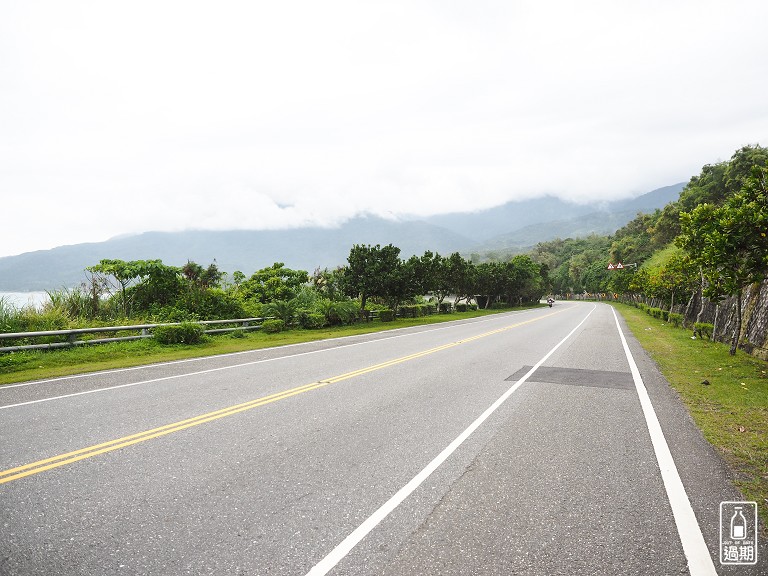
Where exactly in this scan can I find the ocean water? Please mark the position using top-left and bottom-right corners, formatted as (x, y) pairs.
(0, 291), (50, 309)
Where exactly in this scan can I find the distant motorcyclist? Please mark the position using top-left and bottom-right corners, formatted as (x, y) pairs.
(547, 297), (555, 308)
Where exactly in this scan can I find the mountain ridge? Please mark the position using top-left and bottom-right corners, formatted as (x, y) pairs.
(0, 183), (685, 291)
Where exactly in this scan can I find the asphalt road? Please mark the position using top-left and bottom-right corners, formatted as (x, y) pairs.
(0, 302), (764, 575)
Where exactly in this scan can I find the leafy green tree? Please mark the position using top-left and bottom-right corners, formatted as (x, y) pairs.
(474, 261), (510, 308)
(648, 203), (682, 247)
(627, 267), (650, 296)
(507, 255), (544, 303)
(532, 235), (611, 294)
(87, 259), (174, 317)
(181, 260), (223, 289)
(343, 244), (403, 310)
(310, 267), (347, 301)
(677, 162), (728, 212)
(677, 165), (768, 354)
(403, 251), (444, 302)
(400, 251), (473, 309)
(568, 252), (591, 292)
(130, 262), (185, 312)
(609, 213), (657, 265)
(445, 252), (475, 305)
(723, 144), (768, 195)
(656, 250), (698, 315)
(606, 264), (633, 295)
(580, 259), (610, 294)
(240, 263), (309, 304)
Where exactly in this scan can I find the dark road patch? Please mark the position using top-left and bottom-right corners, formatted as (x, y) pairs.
(506, 366), (634, 390)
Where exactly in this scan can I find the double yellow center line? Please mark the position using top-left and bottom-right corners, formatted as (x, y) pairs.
(1, 308), (566, 485)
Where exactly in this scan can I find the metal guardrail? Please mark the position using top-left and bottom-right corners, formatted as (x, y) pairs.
(0, 318), (266, 353)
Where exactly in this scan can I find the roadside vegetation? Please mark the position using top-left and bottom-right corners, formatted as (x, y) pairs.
(0, 244), (547, 383)
(616, 301), (768, 530)
(530, 144), (768, 356)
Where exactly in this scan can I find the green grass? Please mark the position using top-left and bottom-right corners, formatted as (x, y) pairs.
(0, 307), (530, 385)
(639, 243), (682, 270)
(614, 302), (768, 530)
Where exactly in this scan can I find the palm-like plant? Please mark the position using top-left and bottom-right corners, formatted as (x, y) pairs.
(262, 299), (297, 325)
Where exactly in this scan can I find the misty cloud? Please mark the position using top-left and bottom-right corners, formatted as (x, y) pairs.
(1, 1), (767, 257)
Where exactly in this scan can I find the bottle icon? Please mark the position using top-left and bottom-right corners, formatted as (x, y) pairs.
(730, 506), (747, 540)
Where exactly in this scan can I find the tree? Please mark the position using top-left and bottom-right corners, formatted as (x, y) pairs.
(240, 263), (309, 304)
(87, 259), (172, 317)
(182, 260), (223, 290)
(580, 259), (610, 294)
(404, 251), (445, 303)
(655, 250), (697, 317)
(475, 261), (509, 308)
(723, 144), (768, 196)
(310, 267), (347, 301)
(445, 252), (475, 306)
(677, 165), (768, 354)
(343, 244), (403, 310)
(507, 255), (544, 304)
(130, 261), (185, 312)
(403, 251), (473, 309)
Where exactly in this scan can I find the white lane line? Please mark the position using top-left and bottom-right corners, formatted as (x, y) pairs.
(1, 307), (576, 409)
(305, 305), (596, 576)
(611, 308), (717, 575)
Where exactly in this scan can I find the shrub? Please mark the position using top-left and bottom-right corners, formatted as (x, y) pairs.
(439, 302), (453, 313)
(667, 312), (684, 327)
(400, 304), (426, 318)
(262, 300), (297, 325)
(694, 322), (714, 340)
(379, 309), (395, 322)
(399, 305), (415, 318)
(153, 306), (200, 323)
(468, 304), (478, 311)
(0, 297), (20, 333)
(229, 328), (246, 339)
(261, 319), (285, 334)
(153, 322), (205, 345)
(322, 300), (360, 326)
(297, 312), (327, 329)
(455, 303), (468, 312)
(47, 286), (98, 320)
(649, 307), (664, 319)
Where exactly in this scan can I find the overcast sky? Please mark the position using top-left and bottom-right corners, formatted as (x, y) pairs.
(1, 1), (767, 258)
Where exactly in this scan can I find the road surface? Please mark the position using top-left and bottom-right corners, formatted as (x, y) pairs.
(0, 302), (764, 575)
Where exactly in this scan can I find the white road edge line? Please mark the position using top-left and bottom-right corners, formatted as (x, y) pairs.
(305, 305), (596, 576)
(611, 307), (717, 576)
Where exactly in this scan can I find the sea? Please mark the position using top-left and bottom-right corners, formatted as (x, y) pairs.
(0, 291), (50, 309)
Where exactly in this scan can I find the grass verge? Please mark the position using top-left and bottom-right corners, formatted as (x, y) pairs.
(0, 307), (527, 385)
(614, 302), (768, 530)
